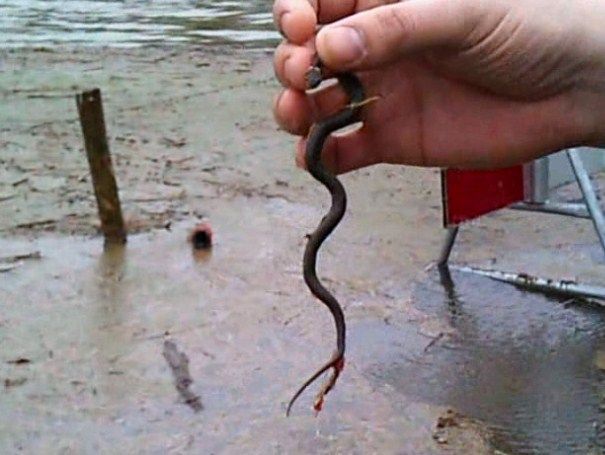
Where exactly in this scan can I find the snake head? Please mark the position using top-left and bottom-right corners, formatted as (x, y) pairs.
(305, 65), (323, 90)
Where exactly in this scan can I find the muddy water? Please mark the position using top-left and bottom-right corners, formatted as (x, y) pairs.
(378, 268), (605, 454)
(0, 206), (459, 454)
(3, 222), (604, 453)
(0, 0), (279, 48)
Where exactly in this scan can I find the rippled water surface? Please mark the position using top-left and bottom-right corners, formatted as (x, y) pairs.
(0, 0), (279, 47)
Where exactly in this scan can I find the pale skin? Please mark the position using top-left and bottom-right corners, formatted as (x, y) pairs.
(272, 0), (605, 173)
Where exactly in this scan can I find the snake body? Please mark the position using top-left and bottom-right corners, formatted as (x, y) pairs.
(286, 63), (365, 416)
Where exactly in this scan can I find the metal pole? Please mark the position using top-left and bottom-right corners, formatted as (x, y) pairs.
(510, 201), (590, 219)
(567, 150), (605, 256)
(524, 158), (550, 203)
(437, 226), (459, 266)
(451, 265), (605, 302)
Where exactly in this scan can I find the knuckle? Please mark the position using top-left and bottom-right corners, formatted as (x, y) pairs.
(375, 6), (417, 42)
(455, 0), (491, 41)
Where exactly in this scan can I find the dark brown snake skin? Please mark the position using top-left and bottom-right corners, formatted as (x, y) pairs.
(286, 60), (365, 416)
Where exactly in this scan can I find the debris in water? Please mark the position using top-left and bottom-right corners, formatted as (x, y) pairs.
(15, 219), (58, 230)
(160, 137), (187, 148)
(0, 263), (22, 273)
(4, 377), (27, 389)
(436, 409), (462, 429)
(6, 358), (31, 365)
(189, 222), (213, 250)
(432, 409), (464, 445)
(162, 339), (203, 412)
(1, 251), (41, 263)
(423, 332), (445, 353)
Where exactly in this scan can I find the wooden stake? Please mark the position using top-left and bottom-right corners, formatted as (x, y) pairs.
(76, 89), (126, 244)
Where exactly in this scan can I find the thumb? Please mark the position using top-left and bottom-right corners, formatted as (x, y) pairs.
(316, 0), (481, 71)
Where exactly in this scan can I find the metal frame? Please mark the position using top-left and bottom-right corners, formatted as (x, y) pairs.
(449, 265), (605, 301)
(568, 149), (605, 252)
(510, 201), (590, 219)
(439, 150), (605, 266)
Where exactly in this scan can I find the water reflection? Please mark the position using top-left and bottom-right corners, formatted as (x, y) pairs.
(91, 243), (131, 406)
(0, 0), (280, 48)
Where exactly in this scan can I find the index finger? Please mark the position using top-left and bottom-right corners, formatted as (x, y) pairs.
(273, 0), (316, 44)
(316, 0), (399, 23)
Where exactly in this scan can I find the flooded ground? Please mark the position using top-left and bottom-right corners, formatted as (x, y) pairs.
(0, 209), (492, 454)
(1, 43), (605, 453)
(402, 268), (605, 454)
(0, 0), (279, 48)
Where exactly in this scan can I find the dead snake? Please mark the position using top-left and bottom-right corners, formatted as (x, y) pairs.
(286, 60), (365, 416)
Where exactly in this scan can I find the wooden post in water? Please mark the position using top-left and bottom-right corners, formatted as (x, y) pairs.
(76, 88), (127, 244)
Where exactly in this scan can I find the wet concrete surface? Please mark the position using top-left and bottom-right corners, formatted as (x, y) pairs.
(1, 45), (605, 453)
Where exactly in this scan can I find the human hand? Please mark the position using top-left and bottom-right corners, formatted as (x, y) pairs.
(273, 0), (605, 172)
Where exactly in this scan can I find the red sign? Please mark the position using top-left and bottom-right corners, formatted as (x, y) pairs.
(442, 166), (524, 226)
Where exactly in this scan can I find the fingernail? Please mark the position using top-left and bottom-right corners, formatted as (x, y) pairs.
(321, 26), (365, 66)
